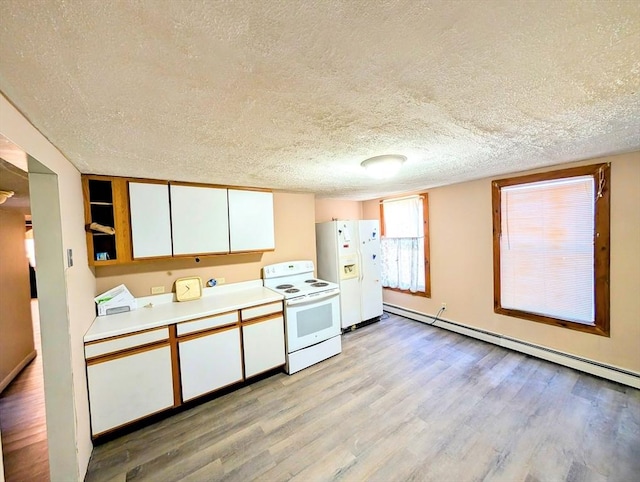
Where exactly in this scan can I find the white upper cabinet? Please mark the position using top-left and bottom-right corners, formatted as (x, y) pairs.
(170, 184), (229, 255)
(128, 181), (274, 259)
(129, 181), (173, 259)
(228, 189), (275, 252)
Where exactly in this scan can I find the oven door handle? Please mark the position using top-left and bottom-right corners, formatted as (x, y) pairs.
(286, 289), (340, 306)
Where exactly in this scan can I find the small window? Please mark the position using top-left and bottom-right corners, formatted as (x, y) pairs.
(492, 164), (610, 336)
(379, 194), (431, 297)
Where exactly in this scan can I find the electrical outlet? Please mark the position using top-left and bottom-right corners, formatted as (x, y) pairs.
(217, 277), (226, 285)
(441, 302), (447, 310)
(151, 286), (165, 295)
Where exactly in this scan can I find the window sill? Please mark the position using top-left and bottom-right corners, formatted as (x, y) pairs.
(383, 287), (431, 298)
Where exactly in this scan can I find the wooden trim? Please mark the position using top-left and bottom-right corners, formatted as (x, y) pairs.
(230, 248), (276, 254)
(81, 176), (96, 266)
(171, 250), (231, 258)
(176, 322), (240, 343)
(379, 192), (431, 298)
(168, 325), (182, 407)
(176, 311), (239, 337)
(241, 312), (283, 327)
(178, 310), (238, 325)
(492, 163), (606, 188)
(383, 287), (429, 298)
(113, 177), (133, 264)
(594, 163), (611, 336)
(127, 178), (169, 186)
(82, 175), (135, 265)
(83, 173), (273, 194)
(492, 163), (610, 337)
(492, 178), (502, 320)
(92, 249), (263, 269)
(423, 192), (431, 298)
(84, 326), (168, 346)
(239, 322), (246, 380)
(169, 180), (228, 189)
(86, 341), (169, 365)
(227, 186), (273, 193)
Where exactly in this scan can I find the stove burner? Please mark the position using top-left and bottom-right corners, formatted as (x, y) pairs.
(305, 279), (318, 283)
(284, 288), (300, 293)
(311, 282), (329, 287)
(276, 284), (294, 290)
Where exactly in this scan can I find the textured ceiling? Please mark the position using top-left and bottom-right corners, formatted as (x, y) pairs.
(0, 1), (638, 200)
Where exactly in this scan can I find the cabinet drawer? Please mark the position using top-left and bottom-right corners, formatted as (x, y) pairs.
(176, 311), (238, 336)
(241, 301), (283, 321)
(85, 328), (169, 359)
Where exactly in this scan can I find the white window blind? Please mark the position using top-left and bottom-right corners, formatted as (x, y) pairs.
(500, 176), (595, 325)
(381, 196), (425, 292)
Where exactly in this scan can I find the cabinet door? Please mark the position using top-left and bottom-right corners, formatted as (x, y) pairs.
(228, 189), (275, 252)
(170, 184), (229, 255)
(129, 181), (172, 258)
(242, 316), (286, 378)
(87, 345), (174, 436)
(178, 327), (243, 402)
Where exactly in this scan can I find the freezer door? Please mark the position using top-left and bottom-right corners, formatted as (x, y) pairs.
(337, 220), (358, 257)
(358, 220), (383, 321)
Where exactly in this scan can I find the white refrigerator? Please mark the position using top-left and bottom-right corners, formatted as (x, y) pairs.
(316, 220), (383, 329)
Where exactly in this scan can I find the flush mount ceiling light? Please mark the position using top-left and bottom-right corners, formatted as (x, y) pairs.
(361, 155), (406, 179)
(0, 190), (14, 204)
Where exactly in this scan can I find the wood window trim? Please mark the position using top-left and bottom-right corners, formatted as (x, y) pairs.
(492, 163), (610, 336)
(379, 192), (431, 298)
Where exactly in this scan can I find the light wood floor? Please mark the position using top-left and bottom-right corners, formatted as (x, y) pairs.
(0, 300), (50, 482)
(86, 313), (640, 482)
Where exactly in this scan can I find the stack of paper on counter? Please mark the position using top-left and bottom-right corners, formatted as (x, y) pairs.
(94, 284), (137, 316)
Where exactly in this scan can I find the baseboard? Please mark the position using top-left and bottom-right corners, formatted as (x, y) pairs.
(0, 350), (37, 393)
(384, 303), (640, 389)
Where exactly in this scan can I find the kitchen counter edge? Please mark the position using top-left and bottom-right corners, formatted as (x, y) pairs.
(84, 282), (283, 343)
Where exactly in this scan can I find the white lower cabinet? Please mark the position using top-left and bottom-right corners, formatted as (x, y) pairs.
(85, 297), (286, 437)
(178, 327), (243, 402)
(243, 315), (286, 378)
(87, 344), (174, 436)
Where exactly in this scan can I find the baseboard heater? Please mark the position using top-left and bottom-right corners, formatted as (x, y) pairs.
(383, 303), (640, 390)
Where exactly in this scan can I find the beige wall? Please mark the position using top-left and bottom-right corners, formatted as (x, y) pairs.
(362, 152), (640, 372)
(96, 191), (317, 297)
(1, 93), (96, 480)
(315, 198), (362, 223)
(0, 209), (34, 389)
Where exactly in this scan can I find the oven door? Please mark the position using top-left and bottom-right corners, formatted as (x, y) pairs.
(285, 290), (340, 353)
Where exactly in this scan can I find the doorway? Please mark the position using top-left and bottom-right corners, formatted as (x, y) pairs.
(0, 136), (82, 481)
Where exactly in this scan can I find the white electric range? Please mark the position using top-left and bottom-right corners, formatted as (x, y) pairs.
(263, 260), (342, 374)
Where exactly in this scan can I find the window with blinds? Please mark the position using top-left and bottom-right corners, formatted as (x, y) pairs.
(492, 164), (610, 336)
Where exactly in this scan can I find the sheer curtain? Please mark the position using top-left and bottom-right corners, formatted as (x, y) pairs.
(381, 196), (425, 293)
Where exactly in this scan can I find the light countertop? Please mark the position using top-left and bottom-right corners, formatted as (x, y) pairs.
(85, 280), (283, 342)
